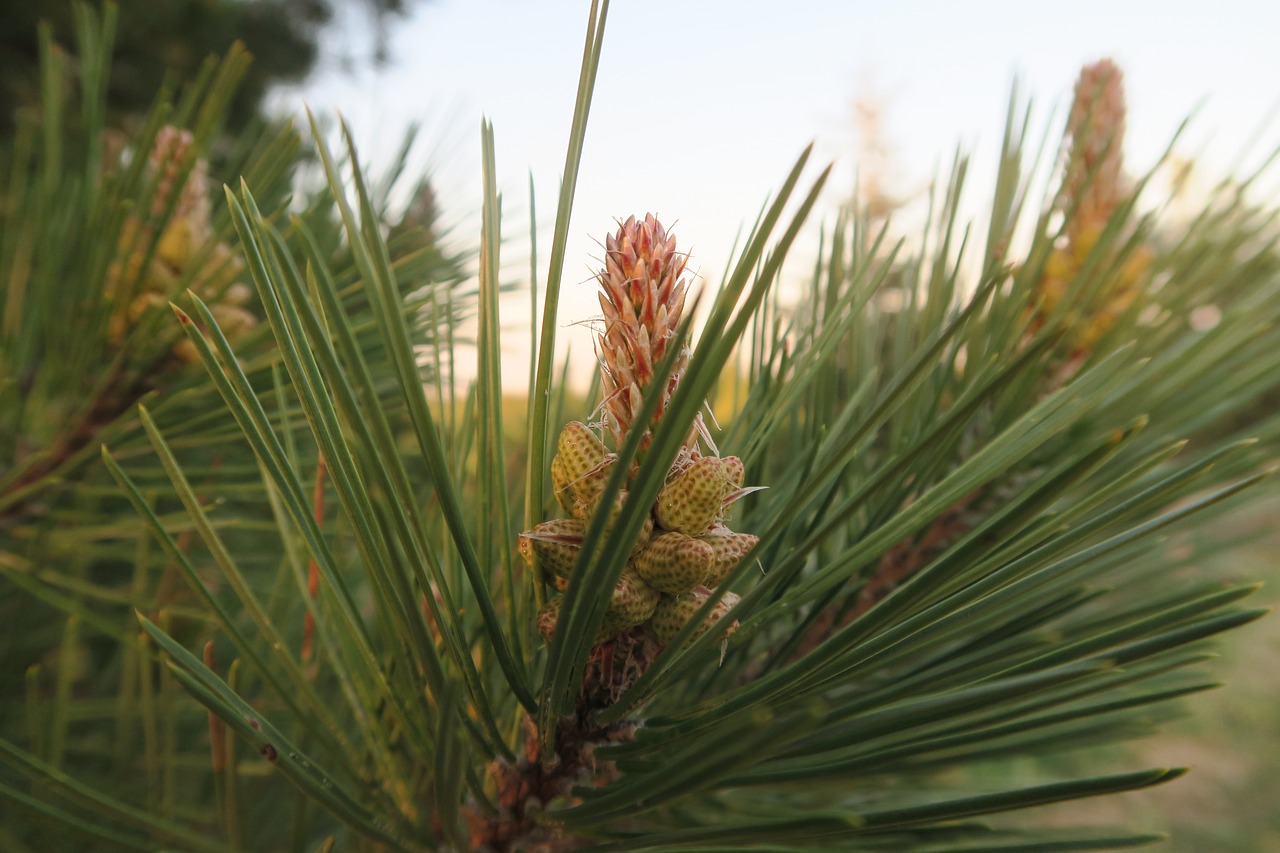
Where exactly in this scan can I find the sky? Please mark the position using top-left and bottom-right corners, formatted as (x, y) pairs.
(282, 0), (1280, 389)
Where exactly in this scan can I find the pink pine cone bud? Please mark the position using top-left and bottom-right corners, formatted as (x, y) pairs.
(149, 125), (211, 232)
(1061, 59), (1126, 232)
(596, 214), (701, 457)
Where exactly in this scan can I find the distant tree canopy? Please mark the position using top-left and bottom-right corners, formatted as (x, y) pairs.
(1, 0), (420, 134)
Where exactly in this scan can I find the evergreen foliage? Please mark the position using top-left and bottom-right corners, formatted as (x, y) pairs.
(2, 2), (1278, 851)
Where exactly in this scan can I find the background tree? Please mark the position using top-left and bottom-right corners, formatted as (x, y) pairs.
(0, 0), (422, 135)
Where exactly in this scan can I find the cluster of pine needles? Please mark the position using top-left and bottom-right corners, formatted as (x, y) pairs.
(2, 2), (1280, 851)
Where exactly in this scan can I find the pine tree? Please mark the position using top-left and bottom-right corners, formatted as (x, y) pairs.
(3, 2), (1279, 851)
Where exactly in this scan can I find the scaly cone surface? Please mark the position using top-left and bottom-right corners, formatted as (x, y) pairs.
(106, 124), (257, 361)
(1035, 60), (1151, 354)
(596, 213), (701, 463)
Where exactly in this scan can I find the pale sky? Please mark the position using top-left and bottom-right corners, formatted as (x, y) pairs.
(281, 0), (1280, 389)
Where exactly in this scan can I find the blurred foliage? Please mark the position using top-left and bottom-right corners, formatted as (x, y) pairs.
(0, 8), (469, 848)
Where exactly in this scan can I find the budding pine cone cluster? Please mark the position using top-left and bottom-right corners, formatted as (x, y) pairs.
(524, 421), (755, 647)
(521, 215), (757, 652)
(1035, 60), (1151, 353)
(106, 125), (256, 360)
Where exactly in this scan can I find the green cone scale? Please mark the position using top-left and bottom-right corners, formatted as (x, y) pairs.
(721, 456), (744, 491)
(656, 455), (729, 535)
(557, 420), (607, 481)
(633, 531), (715, 594)
(537, 596), (619, 645)
(536, 596), (562, 641)
(572, 487), (655, 555)
(569, 456), (614, 505)
(607, 568), (660, 629)
(518, 518), (584, 579)
(650, 590), (741, 647)
(698, 527), (758, 587)
(551, 452), (576, 513)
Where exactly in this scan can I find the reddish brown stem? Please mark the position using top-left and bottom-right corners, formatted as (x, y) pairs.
(464, 630), (657, 851)
(3, 366), (136, 518)
(793, 494), (977, 660)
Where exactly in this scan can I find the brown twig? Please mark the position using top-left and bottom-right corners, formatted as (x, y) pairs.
(464, 628), (656, 851)
(1, 364), (146, 520)
(792, 493), (978, 660)
(466, 712), (635, 852)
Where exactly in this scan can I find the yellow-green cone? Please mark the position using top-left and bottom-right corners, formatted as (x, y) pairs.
(572, 488), (654, 555)
(557, 421), (607, 483)
(606, 568), (660, 631)
(539, 571), (659, 642)
(536, 596), (563, 641)
(655, 455), (728, 535)
(551, 452), (576, 514)
(721, 456), (744, 491)
(537, 596), (619, 645)
(633, 531), (715, 594)
(650, 590), (741, 647)
(698, 528), (758, 587)
(568, 454), (615, 506)
(518, 518), (584, 579)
